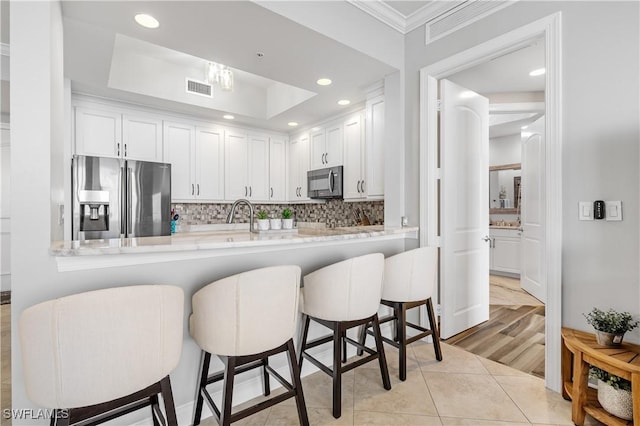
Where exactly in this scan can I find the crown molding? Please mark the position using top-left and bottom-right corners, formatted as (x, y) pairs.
(348, 0), (406, 33)
(0, 43), (9, 57)
(405, 1), (466, 33)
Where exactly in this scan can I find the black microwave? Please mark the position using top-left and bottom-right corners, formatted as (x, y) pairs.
(307, 166), (343, 199)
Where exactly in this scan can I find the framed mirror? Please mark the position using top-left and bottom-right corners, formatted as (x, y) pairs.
(489, 163), (521, 214)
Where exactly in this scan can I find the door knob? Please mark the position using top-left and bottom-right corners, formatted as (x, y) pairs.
(482, 235), (492, 243)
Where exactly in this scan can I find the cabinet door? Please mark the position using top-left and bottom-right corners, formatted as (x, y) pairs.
(343, 113), (365, 200)
(325, 122), (343, 167)
(196, 126), (225, 201)
(366, 96), (385, 197)
(75, 107), (121, 158)
(122, 114), (163, 162)
(248, 134), (270, 201)
(269, 137), (287, 201)
(492, 236), (521, 274)
(164, 121), (195, 201)
(310, 129), (326, 170)
(224, 130), (248, 200)
(298, 134), (310, 200)
(288, 137), (301, 200)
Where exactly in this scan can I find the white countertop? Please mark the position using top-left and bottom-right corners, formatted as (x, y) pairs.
(51, 225), (419, 257)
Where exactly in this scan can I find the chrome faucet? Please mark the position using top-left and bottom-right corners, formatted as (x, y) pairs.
(226, 199), (257, 233)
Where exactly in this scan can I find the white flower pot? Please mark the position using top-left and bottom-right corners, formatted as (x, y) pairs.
(257, 219), (270, 231)
(270, 218), (282, 230)
(597, 379), (633, 420)
(282, 218), (294, 229)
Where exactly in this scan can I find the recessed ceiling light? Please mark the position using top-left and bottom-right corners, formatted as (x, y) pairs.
(288, 122), (299, 127)
(316, 78), (332, 86)
(134, 14), (159, 29)
(529, 68), (546, 76)
(223, 114), (235, 120)
(337, 99), (351, 106)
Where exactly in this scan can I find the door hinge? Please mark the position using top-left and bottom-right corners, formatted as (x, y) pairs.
(435, 168), (442, 180)
(435, 99), (442, 111)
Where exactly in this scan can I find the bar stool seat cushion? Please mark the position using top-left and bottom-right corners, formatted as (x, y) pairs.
(19, 285), (184, 409)
(382, 247), (437, 303)
(190, 265), (301, 356)
(300, 253), (384, 322)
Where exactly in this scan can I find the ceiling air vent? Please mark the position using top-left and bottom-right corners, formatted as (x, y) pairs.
(185, 78), (213, 98)
(425, 0), (516, 45)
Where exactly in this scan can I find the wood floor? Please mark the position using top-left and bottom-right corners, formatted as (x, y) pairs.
(446, 275), (546, 379)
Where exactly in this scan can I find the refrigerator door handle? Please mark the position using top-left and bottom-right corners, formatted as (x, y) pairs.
(120, 165), (125, 236)
(127, 166), (133, 236)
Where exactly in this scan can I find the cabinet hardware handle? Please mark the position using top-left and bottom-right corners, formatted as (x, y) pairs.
(357, 180), (361, 193)
(117, 143), (120, 156)
(124, 144), (127, 157)
(245, 186), (247, 197)
(271, 187), (273, 198)
(325, 152), (328, 164)
(249, 186), (252, 197)
(361, 180), (365, 193)
(197, 184), (200, 196)
(297, 187), (300, 197)
(192, 184), (194, 195)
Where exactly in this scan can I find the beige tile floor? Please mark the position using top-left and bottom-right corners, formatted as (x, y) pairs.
(2, 302), (603, 426)
(200, 341), (604, 426)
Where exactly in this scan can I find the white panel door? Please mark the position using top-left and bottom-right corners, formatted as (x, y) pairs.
(225, 131), (249, 200)
(122, 114), (163, 162)
(521, 116), (546, 303)
(343, 113), (364, 200)
(164, 121), (195, 201)
(325, 122), (343, 167)
(196, 126), (225, 201)
(75, 107), (121, 158)
(440, 79), (490, 339)
(248, 134), (270, 201)
(310, 129), (326, 170)
(269, 137), (287, 201)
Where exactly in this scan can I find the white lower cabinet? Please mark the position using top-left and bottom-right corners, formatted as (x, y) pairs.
(489, 228), (521, 275)
(164, 121), (224, 202)
(288, 134), (310, 201)
(225, 131), (270, 202)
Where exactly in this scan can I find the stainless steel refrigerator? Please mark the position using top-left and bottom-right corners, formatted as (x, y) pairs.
(72, 155), (171, 240)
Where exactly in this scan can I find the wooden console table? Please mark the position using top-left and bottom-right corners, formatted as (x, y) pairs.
(561, 327), (639, 425)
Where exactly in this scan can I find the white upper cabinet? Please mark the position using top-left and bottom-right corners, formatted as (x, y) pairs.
(75, 106), (163, 162)
(269, 137), (287, 202)
(122, 114), (163, 162)
(75, 107), (122, 158)
(365, 95), (385, 198)
(225, 130), (270, 202)
(310, 122), (343, 170)
(195, 125), (225, 201)
(164, 121), (224, 202)
(164, 121), (195, 201)
(342, 112), (366, 200)
(288, 133), (310, 201)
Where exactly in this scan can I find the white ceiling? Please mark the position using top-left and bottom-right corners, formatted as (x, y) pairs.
(62, 1), (397, 133)
(382, 1), (432, 17)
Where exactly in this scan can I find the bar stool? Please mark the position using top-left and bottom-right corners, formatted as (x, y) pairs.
(18, 285), (184, 426)
(360, 247), (442, 381)
(298, 253), (391, 419)
(190, 265), (308, 426)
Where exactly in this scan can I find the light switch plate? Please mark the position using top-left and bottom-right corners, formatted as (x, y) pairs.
(579, 201), (593, 221)
(605, 201), (622, 221)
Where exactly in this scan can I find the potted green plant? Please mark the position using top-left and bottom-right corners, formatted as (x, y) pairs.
(256, 210), (270, 231)
(583, 308), (639, 346)
(281, 208), (293, 229)
(590, 367), (633, 420)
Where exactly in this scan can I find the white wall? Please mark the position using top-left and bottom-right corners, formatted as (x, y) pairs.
(490, 133), (521, 166)
(404, 1), (640, 337)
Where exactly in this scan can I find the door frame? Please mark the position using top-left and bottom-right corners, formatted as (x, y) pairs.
(419, 12), (562, 392)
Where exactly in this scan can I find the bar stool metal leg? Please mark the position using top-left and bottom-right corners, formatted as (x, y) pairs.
(286, 339), (310, 426)
(332, 322), (343, 418)
(372, 315), (392, 390)
(193, 351), (211, 426)
(426, 298), (443, 361)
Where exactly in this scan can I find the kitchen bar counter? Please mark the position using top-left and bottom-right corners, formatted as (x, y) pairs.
(51, 225), (418, 272)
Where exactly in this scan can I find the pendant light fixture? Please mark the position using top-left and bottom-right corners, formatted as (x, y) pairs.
(206, 62), (234, 92)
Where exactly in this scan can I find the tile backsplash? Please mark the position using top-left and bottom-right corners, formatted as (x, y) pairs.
(172, 200), (384, 228)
